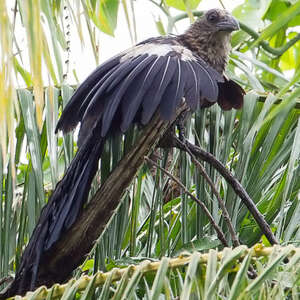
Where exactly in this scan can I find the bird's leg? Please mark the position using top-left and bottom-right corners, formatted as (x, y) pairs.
(158, 125), (176, 148)
(158, 108), (190, 148)
(176, 110), (189, 143)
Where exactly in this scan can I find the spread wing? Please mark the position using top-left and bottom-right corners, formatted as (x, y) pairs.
(56, 38), (224, 146)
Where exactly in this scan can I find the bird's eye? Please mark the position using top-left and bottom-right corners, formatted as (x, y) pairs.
(207, 12), (219, 23)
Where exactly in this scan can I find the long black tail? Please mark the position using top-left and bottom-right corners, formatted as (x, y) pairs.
(10, 130), (104, 295)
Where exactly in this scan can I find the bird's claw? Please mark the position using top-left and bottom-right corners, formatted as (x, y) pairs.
(177, 122), (186, 143)
(176, 110), (188, 144)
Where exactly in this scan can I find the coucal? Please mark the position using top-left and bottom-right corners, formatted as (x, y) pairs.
(8, 8), (244, 295)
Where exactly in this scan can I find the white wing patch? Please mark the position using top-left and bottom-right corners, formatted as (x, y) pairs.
(120, 43), (197, 62)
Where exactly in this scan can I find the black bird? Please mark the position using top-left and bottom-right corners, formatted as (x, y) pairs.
(9, 8), (244, 295)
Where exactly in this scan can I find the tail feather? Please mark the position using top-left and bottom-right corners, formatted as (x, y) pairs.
(13, 130), (104, 293)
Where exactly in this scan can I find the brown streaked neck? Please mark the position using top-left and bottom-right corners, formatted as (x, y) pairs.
(177, 23), (232, 74)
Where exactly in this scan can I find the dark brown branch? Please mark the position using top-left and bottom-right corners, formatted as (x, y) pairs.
(144, 156), (229, 247)
(159, 134), (278, 245)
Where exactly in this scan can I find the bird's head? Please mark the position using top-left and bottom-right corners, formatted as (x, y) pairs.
(178, 9), (239, 73)
(199, 9), (240, 33)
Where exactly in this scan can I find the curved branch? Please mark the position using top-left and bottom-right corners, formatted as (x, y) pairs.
(158, 134), (278, 246)
(170, 11), (300, 57)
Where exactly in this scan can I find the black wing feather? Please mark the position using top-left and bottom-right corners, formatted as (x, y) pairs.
(105, 54), (149, 94)
(194, 58), (220, 101)
(77, 64), (120, 122)
(141, 56), (177, 124)
(159, 58), (185, 120)
(55, 56), (121, 133)
(78, 55), (150, 143)
(59, 40), (226, 141)
(83, 54), (148, 118)
(120, 56), (166, 132)
(217, 78), (245, 110)
(101, 55), (156, 136)
(183, 60), (200, 110)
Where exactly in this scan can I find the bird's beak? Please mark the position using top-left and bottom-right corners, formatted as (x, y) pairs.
(216, 16), (240, 32)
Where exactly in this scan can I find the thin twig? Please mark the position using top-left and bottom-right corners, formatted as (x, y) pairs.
(178, 139), (240, 247)
(144, 156), (229, 247)
(218, 0), (226, 9)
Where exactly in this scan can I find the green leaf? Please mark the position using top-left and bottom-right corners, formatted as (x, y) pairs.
(155, 17), (166, 36)
(205, 246), (248, 300)
(81, 274), (97, 300)
(18, 89), (45, 204)
(165, 0), (201, 11)
(180, 252), (201, 299)
(204, 249), (218, 299)
(264, 0), (289, 21)
(41, 0), (64, 82)
(244, 246), (294, 295)
(13, 57), (33, 87)
(60, 280), (78, 300)
(89, 0), (119, 36)
(149, 257), (170, 299)
(228, 252), (252, 300)
(172, 236), (221, 256)
(233, 0), (272, 29)
(253, 1), (300, 46)
(263, 86), (300, 125)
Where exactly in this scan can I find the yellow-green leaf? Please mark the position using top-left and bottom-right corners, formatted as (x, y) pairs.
(89, 0), (119, 36)
(165, 0), (201, 11)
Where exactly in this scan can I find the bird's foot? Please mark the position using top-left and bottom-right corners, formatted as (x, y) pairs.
(177, 122), (186, 143)
(176, 110), (189, 144)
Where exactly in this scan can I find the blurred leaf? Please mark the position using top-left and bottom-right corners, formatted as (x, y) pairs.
(21, 0), (44, 131)
(264, 0), (288, 21)
(253, 1), (300, 46)
(0, 1), (16, 171)
(228, 252), (252, 300)
(263, 86), (300, 125)
(41, 0), (64, 82)
(233, 0), (272, 29)
(155, 17), (166, 36)
(87, 0), (119, 36)
(150, 257), (169, 298)
(244, 246), (293, 295)
(42, 32), (58, 85)
(18, 89), (44, 204)
(172, 236), (221, 256)
(180, 252), (200, 299)
(165, 0), (201, 11)
(13, 57), (33, 87)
